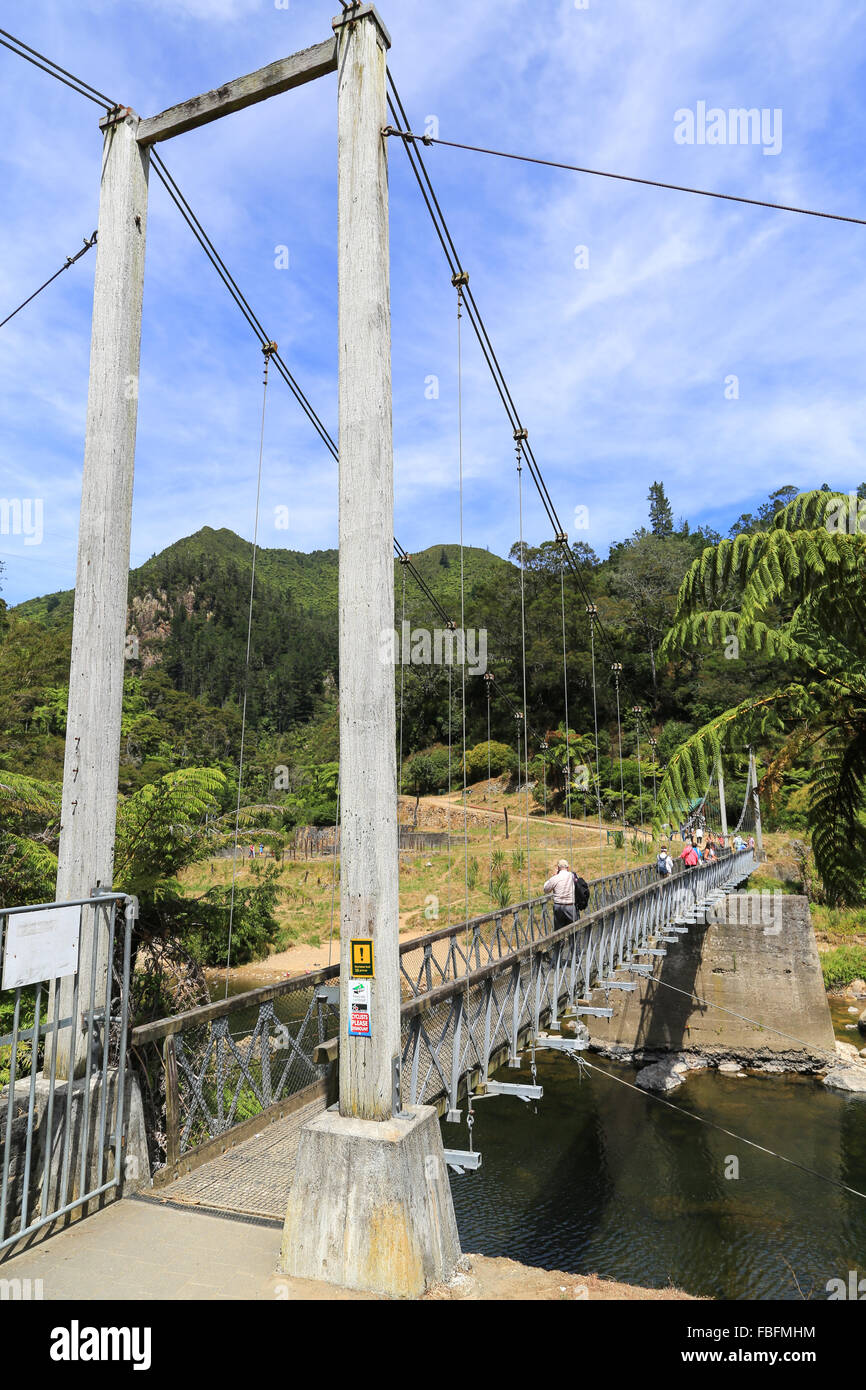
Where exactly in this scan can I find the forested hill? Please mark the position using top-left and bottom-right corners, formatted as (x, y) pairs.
(1, 485), (827, 827)
(14, 528), (511, 629)
(10, 529), (513, 739)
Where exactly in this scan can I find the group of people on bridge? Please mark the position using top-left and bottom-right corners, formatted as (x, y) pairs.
(656, 831), (754, 876)
(541, 826), (756, 925)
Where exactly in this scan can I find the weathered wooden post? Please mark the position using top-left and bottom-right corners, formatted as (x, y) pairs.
(279, 5), (460, 1295)
(334, 0), (400, 1121)
(52, 108), (149, 1079)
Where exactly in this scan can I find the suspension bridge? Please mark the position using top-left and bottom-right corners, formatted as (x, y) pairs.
(0, 5), (841, 1302)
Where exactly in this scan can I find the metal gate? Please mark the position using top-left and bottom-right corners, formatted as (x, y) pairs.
(0, 891), (136, 1254)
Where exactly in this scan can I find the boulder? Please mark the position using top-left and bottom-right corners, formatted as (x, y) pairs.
(845, 979), (866, 998)
(859, 1010), (866, 1037)
(635, 1061), (684, 1093)
(824, 1066), (866, 1094)
(718, 1060), (741, 1073)
(835, 1040), (861, 1061)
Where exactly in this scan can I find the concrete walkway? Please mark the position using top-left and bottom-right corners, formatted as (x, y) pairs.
(0, 1197), (695, 1301)
(0, 1197), (368, 1301)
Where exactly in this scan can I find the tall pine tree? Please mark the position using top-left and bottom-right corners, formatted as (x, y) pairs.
(647, 481), (674, 538)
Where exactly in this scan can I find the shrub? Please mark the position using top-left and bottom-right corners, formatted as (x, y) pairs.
(821, 946), (866, 990)
(402, 746), (452, 795)
(461, 741), (517, 782)
(490, 872), (512, 909)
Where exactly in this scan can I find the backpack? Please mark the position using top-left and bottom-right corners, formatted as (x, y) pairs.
(573, 874), (590, 910)
(657, 851), (669, 876)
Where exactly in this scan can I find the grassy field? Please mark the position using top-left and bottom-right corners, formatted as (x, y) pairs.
(180, 794), (648, 957)
(179, 789), (801, 964)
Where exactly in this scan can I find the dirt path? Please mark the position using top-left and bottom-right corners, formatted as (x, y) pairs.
(413, 792), (619, 833)
(407, 793), (653, 846)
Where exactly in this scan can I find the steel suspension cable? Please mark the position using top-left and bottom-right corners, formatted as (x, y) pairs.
(385, 73), (656, 751)
(612, 663), (629, 868)
(398, 557), (408, 800)
(327, 786), (340, 969)
(455, 280), (471, 927)
(0, 232), (97, 330)
(0, 20), (658, 759)
(446, 659), (454, 930)
(633, 706), (646, 848)
(559, 548), (574, 864)
(225, 342), (275, 993)
(573, 1057), (866, 1203)
(485, 673), (494, 877)
(515, 433), (532, 900)
(0, 28), (114, 108)
(385, 126), (866, 231)
(587, 605), (605, 877)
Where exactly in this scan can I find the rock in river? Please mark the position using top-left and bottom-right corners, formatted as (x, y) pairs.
(635, 1060), (684, 1093)
(824, 1066), (866, 1094)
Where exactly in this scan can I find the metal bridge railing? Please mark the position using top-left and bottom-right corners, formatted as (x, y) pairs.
(129, 850), (749, 1176)
(399, 851), (755, 1115)
(130, 967), (340, 1176)
(0, 892), (136, 1253)
(396, 851), (725, 1000)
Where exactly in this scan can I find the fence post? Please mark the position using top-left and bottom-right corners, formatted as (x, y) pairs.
(164, 1035), (180, 1170)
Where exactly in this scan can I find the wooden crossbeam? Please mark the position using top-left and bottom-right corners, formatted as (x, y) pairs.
(137, 36), (338, 145)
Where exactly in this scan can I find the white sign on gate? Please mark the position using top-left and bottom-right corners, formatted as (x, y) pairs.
(2, 905), (81, 990)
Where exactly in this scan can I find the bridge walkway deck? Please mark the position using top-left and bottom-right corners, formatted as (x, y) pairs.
(145, 1089), (326, 1222)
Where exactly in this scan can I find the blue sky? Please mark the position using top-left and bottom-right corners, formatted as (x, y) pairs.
(1, 0), (866, 605)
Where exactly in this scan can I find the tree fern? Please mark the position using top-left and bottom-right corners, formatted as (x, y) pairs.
(657, 490), (866, 901)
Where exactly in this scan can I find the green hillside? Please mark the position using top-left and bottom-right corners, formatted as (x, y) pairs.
(4, 530), (514, 783)
(13, 529), (511, 630)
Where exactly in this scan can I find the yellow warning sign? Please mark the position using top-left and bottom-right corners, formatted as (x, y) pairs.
(350, 938), (375, 978)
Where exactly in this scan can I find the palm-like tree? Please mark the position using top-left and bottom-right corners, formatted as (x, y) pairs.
(0, 767), (229, 904)
(655, 490), (866, 904)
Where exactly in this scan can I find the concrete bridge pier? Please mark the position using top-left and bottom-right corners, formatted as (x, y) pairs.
(280, 1106), (460, 1298)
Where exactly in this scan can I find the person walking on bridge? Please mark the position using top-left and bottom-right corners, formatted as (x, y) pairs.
(544, 859), (577, 930)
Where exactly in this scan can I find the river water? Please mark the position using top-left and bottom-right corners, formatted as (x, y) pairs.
(444, 1000), (866, 1300)
(214, 972), (866, 1299)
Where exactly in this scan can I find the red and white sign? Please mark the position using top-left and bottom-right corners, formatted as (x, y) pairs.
(349, 1007), (371, 1037)
(348, 979), (371, 1037)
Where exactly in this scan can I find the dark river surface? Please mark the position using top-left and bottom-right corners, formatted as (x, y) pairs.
(213, 972), (866, 1300)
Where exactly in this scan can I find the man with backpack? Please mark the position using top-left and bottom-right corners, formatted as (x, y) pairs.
(657, 844), (673, 877)
(544, 859), (589, 928)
